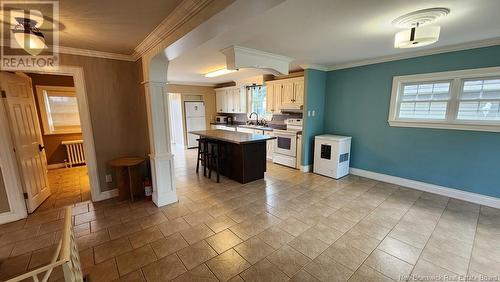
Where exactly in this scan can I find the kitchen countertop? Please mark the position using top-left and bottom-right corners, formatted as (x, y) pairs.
(190, 129), (276, 144)
(210, 123), (284, 131)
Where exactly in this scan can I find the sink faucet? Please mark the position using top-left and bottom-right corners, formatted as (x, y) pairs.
(248, 112), (259, 125)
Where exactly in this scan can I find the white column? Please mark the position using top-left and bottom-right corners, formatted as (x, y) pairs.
(142, 51), (177, 207)
(143, 81), (177, 207)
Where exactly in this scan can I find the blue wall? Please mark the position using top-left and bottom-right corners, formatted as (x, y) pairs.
(302, 69), (327, 166)
(324, 45), (500, 198)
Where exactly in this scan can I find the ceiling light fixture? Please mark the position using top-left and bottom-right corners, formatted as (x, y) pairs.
(392, 8), (449, 49)
(12, 17), (47, 56)
(204, 68), (237, 78)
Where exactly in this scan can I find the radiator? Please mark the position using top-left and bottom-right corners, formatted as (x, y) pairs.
(62, 140), (86, 167)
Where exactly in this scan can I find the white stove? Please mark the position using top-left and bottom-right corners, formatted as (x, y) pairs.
(273, 118), (303, 168)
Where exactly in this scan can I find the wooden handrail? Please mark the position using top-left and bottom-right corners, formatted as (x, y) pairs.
(6, 206), (76, 282)
(59, 206), (72, 261)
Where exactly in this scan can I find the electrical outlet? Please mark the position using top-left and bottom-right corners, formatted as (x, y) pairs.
(312, 110), (316, 117)
(105, 174), (112, 183)
(307, 110), (311, 117)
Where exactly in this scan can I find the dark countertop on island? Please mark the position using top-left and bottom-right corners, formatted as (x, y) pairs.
(190, 129), (276, 144)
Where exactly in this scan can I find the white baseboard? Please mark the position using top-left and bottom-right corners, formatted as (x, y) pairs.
(0, 211), (26, 224)
(300, 165), (311, 172)
(47, 163), (66, 169)
(92, 188), (118, 202)
(349, 167), (500, 209)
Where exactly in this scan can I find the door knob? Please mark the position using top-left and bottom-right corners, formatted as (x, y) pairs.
(38, 144), (45, 151)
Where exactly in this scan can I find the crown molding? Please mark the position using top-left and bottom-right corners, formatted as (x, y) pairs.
(133, 0), (216, 60)
(167, 80), (217, 87)
(57, 46), (136, 61)
(299, 64), (329, 72)
(327, 37), (500, 71)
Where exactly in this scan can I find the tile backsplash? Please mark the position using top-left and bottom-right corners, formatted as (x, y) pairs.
(218, 112), (302, 125)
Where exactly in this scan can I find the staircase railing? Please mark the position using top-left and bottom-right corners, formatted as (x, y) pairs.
(6, 207), (84, 282)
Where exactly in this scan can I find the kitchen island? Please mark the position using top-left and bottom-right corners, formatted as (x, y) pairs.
(189, 130), (275, 184)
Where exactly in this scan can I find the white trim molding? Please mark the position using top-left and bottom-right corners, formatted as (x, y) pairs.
(47, 163), (66, 170)
(93, 189), (119, 202)
(18, 66), (102, 204)
(57, 46), (135, 61)
(34, 85), (81, 135)
(350, 167), (500, 209)
(0, 211), (25, 224)
(328, 38), (500, 71)
(300, 165), (311, 172)
(0, 96), (28, 223)
(299, 64), (329, 72)
(133, 0), (218, 60)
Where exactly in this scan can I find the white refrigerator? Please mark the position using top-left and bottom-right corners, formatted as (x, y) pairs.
(185, 101), (206, 148)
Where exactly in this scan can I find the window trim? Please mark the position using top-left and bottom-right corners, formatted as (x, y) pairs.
(35, 85), (82, 135)
(388, 66), (500, 133)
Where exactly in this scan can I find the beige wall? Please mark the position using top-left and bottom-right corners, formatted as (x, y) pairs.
(59, 54), (149, 191)
(166, 84), (216, 125)
(0, 168), (10, 213)
(166, 84), (216, 146)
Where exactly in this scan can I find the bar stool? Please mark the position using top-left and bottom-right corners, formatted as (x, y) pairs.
(196, 138), (209, 176)
(207, 140), (221, 183)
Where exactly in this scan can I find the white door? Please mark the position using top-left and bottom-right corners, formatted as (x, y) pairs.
(0, 72), (50, 213)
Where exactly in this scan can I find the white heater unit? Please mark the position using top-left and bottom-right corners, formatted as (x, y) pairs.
(62, 140), (85, 167)
(313, 135), (351, 179)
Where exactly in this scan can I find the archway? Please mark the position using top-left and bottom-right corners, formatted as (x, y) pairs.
(141, 51), (177, 207)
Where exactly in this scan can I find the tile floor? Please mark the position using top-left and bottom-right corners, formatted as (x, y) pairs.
(39, 166), (91, 212)
(0, 148), (499, 281)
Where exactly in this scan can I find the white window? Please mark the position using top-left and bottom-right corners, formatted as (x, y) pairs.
(35, 86), (81, 134)
(388, 67), (500, 132)
(457, 78), (500, 121)
(249, 85), (267, 117)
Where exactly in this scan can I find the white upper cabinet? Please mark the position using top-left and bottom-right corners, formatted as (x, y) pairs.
(293, 78), (304, 105)
(281, 80), (295, 107)
(215, 86), (247, 113)
(266, 83), (281, 114)
(226, 89), (235, 112)
(265, 76), (304, 112)
(215, 89), (227, 113)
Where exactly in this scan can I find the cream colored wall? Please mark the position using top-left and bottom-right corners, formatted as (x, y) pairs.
(0, 167), (10, 213)
(59, 54), (149, 192)
(166, 84), (216, 146)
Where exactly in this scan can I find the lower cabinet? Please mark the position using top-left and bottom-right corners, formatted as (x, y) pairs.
(212, 126), (274, 160)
